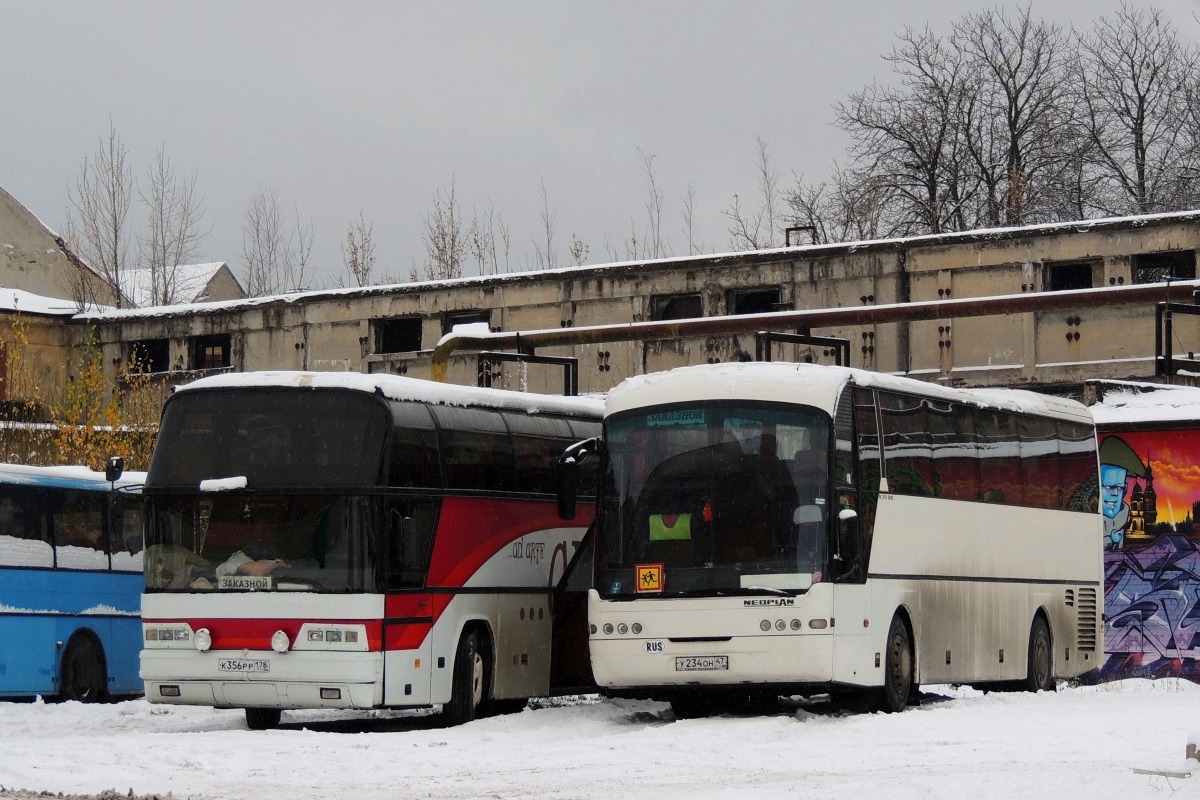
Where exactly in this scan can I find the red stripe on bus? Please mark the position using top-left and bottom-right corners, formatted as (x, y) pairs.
(425, 497), (592, 587)
(384, 593), (433, 618)
(383, 622), (433, 650)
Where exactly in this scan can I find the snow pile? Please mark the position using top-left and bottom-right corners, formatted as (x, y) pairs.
(0, 681), (1198, 799)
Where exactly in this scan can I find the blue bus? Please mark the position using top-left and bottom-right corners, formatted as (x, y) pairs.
(0, 460), (145, 701)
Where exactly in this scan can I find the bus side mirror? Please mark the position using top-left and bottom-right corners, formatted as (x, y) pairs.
(108, 493), (126, 542)
(836, 508), (859, 566)
(400, 516), (418, 561)
(556, 436), (599, 521)
(556, 458), (579, 520)
(105, 456), (124, 483)
(390, 510), (419, 561)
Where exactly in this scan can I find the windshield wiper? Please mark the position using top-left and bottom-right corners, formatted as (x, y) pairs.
(741, 585), (792, 596)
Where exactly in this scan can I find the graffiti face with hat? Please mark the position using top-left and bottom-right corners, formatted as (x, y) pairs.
(1098, 435), (1147, 550)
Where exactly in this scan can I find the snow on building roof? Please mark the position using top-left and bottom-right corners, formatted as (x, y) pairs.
(80, 209), (1200, 322)
(122, 262), (229, 308)
(1088, 379), (1200, 426)
(0, 286), (109, 316)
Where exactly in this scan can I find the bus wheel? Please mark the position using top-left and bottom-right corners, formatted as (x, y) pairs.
(484, 698), (528, 717)
(1025, 616), (1054, 693)
(444, 631), (487, 726)
(245, 708), (282, 730)
(669, 694), (709, 719)
(878, 614), (913, 713)
(60, 635), (106, 703)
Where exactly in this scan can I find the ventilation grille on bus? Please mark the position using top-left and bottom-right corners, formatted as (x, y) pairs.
(1073, 587), (1098, 651)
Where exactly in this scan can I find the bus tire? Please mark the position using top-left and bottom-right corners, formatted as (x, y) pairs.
(245, 708), (282, 730)
(878, 613), (913, 713)
(60, 634), (106, 703)
(669, 694), (712, 719)
(484, 698), (528, 717)
(444, 630), (487, 726)
(1025, 616), (1054, 693)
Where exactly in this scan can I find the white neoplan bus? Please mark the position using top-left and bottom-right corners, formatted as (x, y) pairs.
(558, 362), (1104, 715)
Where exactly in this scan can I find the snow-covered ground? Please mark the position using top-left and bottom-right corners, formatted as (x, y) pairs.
(2, 680), (1199, 799)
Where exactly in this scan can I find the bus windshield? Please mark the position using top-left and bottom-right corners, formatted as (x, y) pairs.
(144, 387), (398, 593)
(597, 403), (831, 598)
(144, 493), (386, 593)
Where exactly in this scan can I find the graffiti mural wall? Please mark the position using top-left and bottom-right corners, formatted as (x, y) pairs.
(1099, 427), (1200, 681)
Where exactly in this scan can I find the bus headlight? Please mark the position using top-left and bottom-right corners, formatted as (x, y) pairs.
(145, 624), (193, 648)
(271, 630), (291, 653)
(193, 628), (212, 652)
(296, 624), (367, 650)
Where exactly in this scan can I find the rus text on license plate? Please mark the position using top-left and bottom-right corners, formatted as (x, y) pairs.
(218, 659), (271, 673)
(674, 655), (729, 671)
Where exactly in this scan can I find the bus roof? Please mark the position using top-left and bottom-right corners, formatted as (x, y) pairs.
(605, 362), (1093, 424)
(0, 462), (147, 491)
(176, 371), (605, 419)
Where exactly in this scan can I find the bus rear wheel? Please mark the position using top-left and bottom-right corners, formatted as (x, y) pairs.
(669, 694), (710, 719)
(444, 630), (488, 726)
(245, 708), (282, 730)
(60, 635), (106, 703)
(877, 614), (913, 713)
(1025, 616), (1054, 693)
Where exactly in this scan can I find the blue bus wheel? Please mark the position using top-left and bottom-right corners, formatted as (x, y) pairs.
(61, 636), (106, 703)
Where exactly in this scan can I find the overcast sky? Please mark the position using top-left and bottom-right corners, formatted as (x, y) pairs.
(4, 1), (1196, 291)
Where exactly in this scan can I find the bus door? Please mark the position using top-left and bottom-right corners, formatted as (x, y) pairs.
(830, 386), (881, 686)
(381, 498), (439, 706)
(549, 521), (598, 694)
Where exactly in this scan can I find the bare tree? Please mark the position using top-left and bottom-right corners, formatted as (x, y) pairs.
(568, 233), (590, 266)
(788, 165), (900, 245)
(339, 211), (376, 288)
(953, 7), (1073, 226)
(681, 184), (702, 255)
(639, 149), (667, 259)
(835, 25), (974, 235)
(139, 145), (208, 305)
(722, 136), (783, 249)
(241, 187), (311, 296)
(415, 179), (468, 281)
(68, 121), (133, 307)
(1072, 4), (1200, 214)
(532, 173), (558, 270)
(467, 201), (510, 275)
(291, 208), (314, 292)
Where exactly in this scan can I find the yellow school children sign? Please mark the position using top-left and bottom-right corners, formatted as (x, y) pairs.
(636, 563), (663, 592)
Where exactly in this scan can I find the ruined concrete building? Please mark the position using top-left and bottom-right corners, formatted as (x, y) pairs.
(5, 187), (1200, 405)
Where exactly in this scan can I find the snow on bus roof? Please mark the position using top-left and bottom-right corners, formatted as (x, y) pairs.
(607, 362), (1090, 421)
(0, 461), (147, 489)
(1088, 380), (1200, 426)
(175, 371), (605, 418)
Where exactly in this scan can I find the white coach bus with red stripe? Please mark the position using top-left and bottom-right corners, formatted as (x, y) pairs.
(139, 371), (601, 729)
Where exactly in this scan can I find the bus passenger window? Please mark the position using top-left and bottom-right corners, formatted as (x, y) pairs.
(0, 490), (53, 568)
(52, 492), (109, 570)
